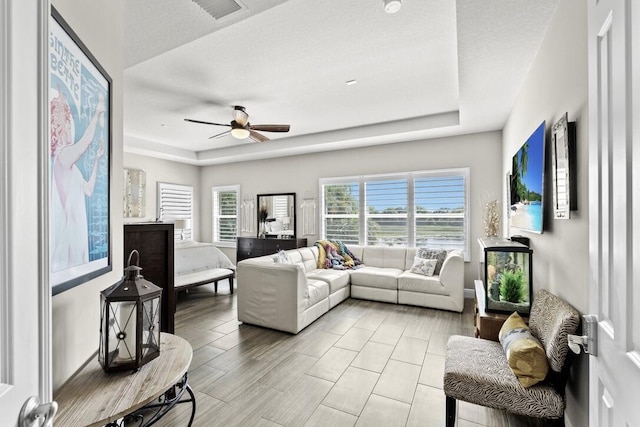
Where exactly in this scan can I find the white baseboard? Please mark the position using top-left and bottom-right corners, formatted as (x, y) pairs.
(464, 288), (474, 299)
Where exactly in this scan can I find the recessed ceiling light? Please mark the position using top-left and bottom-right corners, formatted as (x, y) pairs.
(160, 123), (168, 127)
(346, 79), (358, 86)
(383, 0), (401, 14)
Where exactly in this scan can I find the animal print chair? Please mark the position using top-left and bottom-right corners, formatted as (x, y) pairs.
(443, 289), (580, 426)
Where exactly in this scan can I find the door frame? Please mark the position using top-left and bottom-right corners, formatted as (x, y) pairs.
(0, 0), (53, 409)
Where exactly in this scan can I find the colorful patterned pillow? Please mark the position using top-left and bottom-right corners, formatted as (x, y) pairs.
(499, 312), (549, 387)
(409, 257), (437, 276)
(416, 248), (448, 275)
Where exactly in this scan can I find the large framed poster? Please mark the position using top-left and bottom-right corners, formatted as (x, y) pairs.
(49, 7), (112, 294)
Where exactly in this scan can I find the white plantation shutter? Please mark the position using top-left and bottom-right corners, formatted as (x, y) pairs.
(365, 178), (408, 246)
(212, 185), (239, 245)
(414, 173), (466, 252)
(322, 181), (360, 245)
(320, 168), (469, 258)
(158, 182), (193, 241)
(273, 195), (289, 218)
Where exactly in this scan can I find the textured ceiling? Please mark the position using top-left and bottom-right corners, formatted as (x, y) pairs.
(123, 0), (558, 165)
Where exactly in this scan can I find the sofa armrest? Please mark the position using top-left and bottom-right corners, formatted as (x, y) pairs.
(438, 250), (465, 312)
(237, 261), (307, 333)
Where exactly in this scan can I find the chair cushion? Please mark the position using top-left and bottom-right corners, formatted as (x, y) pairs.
(443, 335), (565, 419)
(499, 312), (549, 387)
(528, 289), (581, 373)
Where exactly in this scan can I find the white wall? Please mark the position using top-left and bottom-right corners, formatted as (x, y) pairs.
(200, 131), (503, 288)
(123, 152), (201, 239)
(50, 0), (124, 392)
(502, 0), (588, 425)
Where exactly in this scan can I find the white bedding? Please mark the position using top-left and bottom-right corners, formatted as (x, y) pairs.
(174, 241), (235, 275)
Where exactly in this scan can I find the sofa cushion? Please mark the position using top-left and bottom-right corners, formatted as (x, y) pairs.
(298, 247), (318, 272)
(350, 266), (402, 290)
(397, 271), (448, 295)
(361, 246), (406, 269)
(416, 248), (448, 275)
(409, 257), (437, 276)
(273, 250), (291, 264)
(306, 279), (329, 308)
(306, 269), (351, 293)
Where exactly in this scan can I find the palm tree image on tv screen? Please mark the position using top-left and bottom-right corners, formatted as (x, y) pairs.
(510, 122), (546, 234)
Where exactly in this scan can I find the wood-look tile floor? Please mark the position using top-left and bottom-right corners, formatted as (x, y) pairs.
(152, 281), (549, 427)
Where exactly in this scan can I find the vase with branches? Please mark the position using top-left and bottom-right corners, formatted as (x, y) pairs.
(258, 206), (268, 238)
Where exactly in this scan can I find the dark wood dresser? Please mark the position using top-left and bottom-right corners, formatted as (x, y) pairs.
(123, 223), (175, 333)
(237, 237), (308, 262)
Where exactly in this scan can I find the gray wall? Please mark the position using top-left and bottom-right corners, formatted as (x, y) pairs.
(200, 131), (503, 290)
(502, 0), (588, 425)
(123, 152), (202, 238)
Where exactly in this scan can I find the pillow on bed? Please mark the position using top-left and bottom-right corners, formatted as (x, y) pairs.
(409, 257), (437, 276)
(499, 312), (549, 387)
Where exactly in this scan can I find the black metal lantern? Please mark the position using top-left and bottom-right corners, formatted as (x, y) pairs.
(99, 250), (162, 372)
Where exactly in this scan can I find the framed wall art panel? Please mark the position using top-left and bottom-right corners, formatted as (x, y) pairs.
(50, 7), (112, 294)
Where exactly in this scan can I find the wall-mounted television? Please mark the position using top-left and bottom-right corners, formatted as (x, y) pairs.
(510, 121), (546, 233)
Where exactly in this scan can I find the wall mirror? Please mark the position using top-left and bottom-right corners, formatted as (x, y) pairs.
(257, 193), (296, 239)
(551, 113), (577, 219)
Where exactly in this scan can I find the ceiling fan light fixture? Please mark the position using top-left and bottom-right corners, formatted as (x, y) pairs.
(230, 127), (250, 139)
(383, 0), (401, 14)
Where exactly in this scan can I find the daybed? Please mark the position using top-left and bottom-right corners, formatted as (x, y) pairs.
(236, 244), (464, 334)
(174, 241), (236, 294)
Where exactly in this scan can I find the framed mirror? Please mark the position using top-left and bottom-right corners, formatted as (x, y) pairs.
(551, 113), (577, 219)
(257, 193), (296, 239)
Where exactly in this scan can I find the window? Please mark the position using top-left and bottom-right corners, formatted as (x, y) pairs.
(321, 168), (470, 259)
(212, 185), (239, 246)
(158, 182), (193, 241)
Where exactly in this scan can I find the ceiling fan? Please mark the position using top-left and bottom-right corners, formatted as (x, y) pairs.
(184, 105), (290, 143)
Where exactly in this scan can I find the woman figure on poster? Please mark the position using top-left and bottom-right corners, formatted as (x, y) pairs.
(50, 88), (105, 272)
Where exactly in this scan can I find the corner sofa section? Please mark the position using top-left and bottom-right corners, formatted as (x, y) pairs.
(237, 245), (464, 334)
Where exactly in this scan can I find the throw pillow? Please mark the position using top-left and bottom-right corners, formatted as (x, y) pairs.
(416, 248), (448, 275)
(273, 250), (291, 264)
(409, 257), (437, 276)
(499, 312), (549, 388)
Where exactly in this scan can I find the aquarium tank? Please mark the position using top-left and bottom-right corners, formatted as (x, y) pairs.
(478, 237), (533, 315)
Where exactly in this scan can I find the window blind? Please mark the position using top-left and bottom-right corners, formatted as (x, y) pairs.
(212, 185), (239, 245)
(158, 182), (193, 241)
(320, 168), (469, 258)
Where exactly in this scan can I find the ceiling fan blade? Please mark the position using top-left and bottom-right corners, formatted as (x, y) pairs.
(249, 130), (270, 143)
(249, 124), (290, 133)
(184, 118), (231, 127)
(209, 130), (231, 140)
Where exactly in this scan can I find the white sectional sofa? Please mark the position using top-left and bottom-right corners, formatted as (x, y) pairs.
(237, 245), (464, 334)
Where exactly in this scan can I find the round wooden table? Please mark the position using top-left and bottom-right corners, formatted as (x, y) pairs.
(54, 333), (194, 427)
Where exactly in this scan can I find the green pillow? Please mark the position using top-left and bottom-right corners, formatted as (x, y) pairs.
(499, 312), (549, 387)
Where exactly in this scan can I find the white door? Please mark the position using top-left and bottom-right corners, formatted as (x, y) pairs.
(588, 0), (640, 424)
(0, 0), (54, 425)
